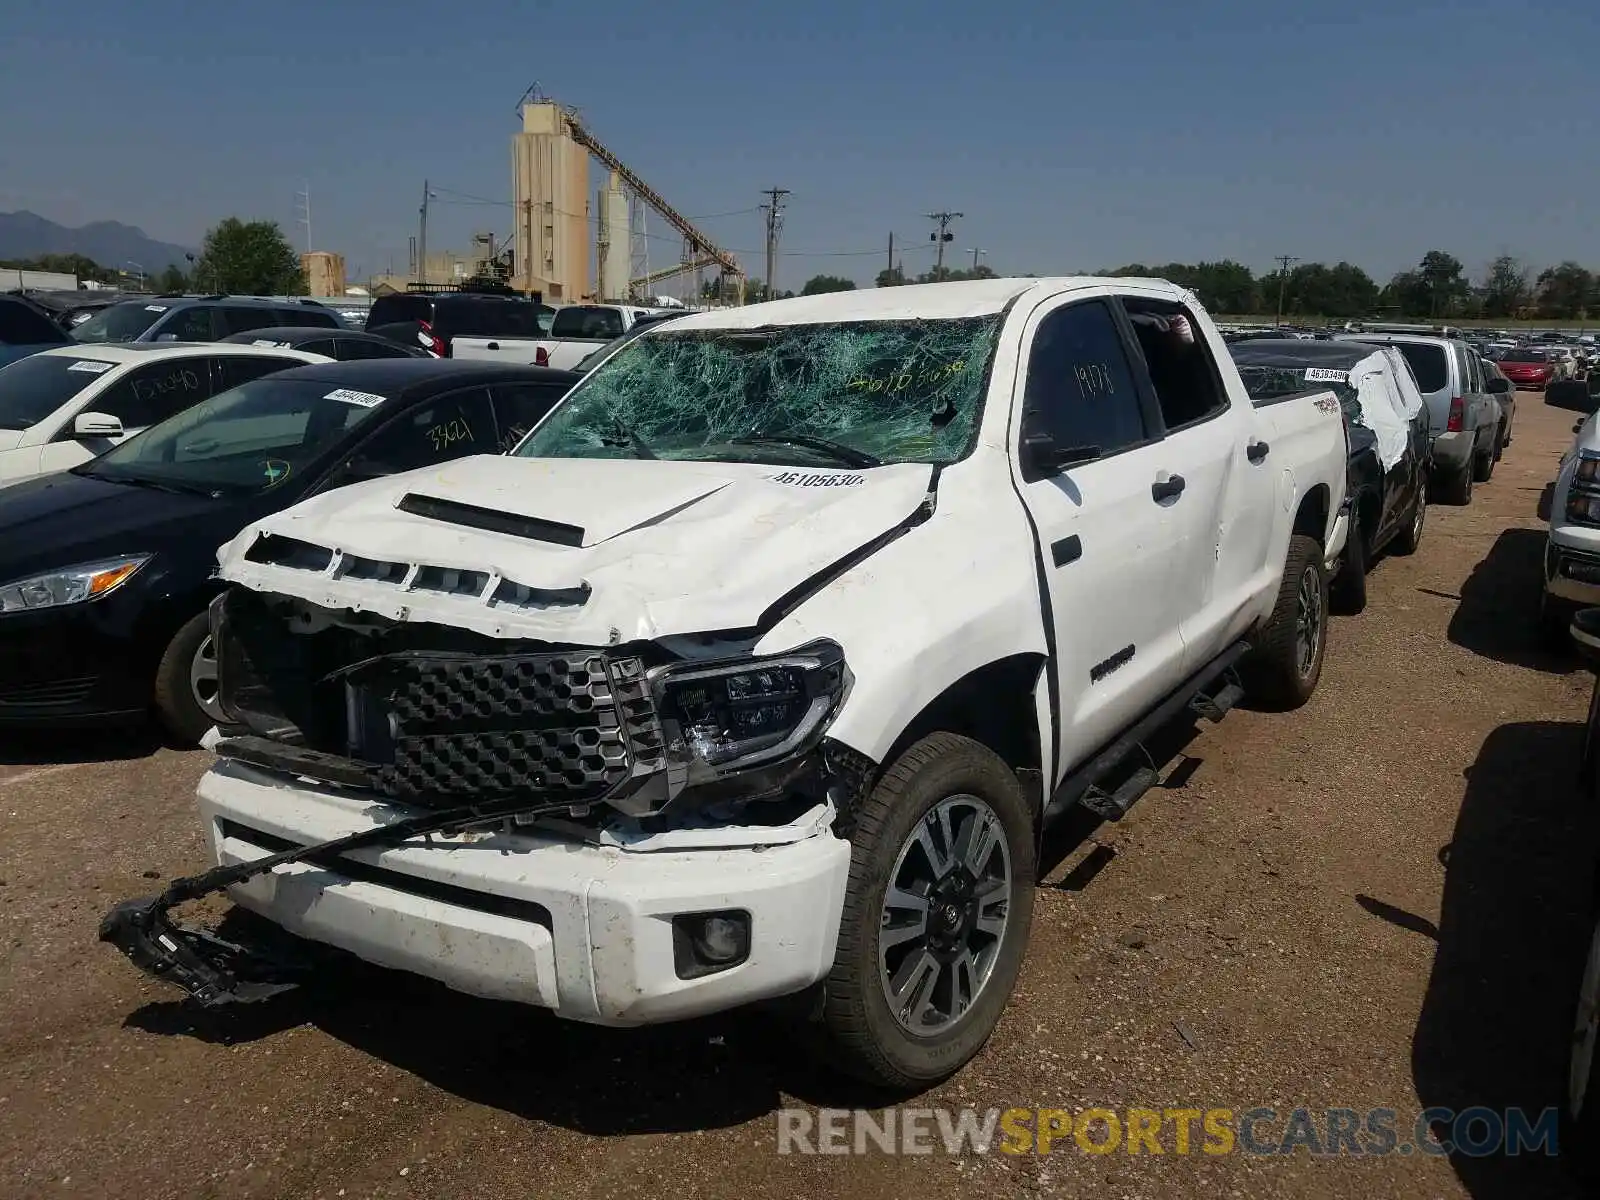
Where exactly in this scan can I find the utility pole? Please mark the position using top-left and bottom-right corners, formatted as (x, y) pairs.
(1274, 254), (1298, 325)
(295, 183), (312, 254)
(760, 187), (790, 301)
(927, 211), (962, 275)
(887, 232), (895, 282)
(418, 179), (432, 286)
(969, 247), (985, 272)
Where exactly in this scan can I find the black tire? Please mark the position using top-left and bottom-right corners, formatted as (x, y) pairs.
(152, 612), (220, 746)
(1392, 485), (1426, 556)
(1563, 894), (1600, 1185)
(1440, 459), (1474, 506)
(1240, 533), (1328, 711)
(1472, 432), (1495, 483)
(1541, 591), (1577, 654)
(817, 732), (1036, 1090)
(1329, 523), (1368, 616)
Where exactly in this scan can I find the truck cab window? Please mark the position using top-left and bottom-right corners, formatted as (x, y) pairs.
(1124, 301), (1228, 430)
(1022, 300), (1145, 456)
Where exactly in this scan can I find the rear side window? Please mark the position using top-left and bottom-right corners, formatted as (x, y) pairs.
(220, 307), (281, 335)
(551, 306), (625, 339)
(296, 339), (337, 358)
(0, 300), (69, 346)
(354, 387), (496, 474)
(279, 306), (339, 329)
(337, 338), (410, 360)
(214, 355), (305, 391)
(367, 295), (433, 327)
(1391, 343), (1447, 393)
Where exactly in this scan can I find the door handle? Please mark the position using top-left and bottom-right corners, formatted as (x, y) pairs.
(1247, 439), (1270, 463)
(1152, 472), (1186, 502)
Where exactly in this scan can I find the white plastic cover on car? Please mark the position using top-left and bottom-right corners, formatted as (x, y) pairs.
(1349, 350), (1414, 472)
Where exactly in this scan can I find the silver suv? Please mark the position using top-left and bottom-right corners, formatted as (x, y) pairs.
(1336, 332), (1504, 504)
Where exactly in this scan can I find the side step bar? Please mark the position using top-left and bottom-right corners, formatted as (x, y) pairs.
(1042, 640), (1250, 828)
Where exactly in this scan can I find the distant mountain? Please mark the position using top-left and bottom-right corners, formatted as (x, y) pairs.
(0, 210), (195, 273)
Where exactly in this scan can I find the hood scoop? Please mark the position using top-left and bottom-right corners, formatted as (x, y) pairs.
(397, 493), (585, 548)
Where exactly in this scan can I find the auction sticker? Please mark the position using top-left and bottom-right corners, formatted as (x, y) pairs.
(144, 305), (168, 313)
(769, 471), (866, 488)
(67, 360), (116, 374)
(324, 388), (386, 408)
(1303, 367), (1347, 383)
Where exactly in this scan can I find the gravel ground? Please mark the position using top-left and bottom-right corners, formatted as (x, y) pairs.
(1, 393), (1596, 1200)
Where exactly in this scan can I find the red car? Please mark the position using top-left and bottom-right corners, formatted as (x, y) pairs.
(1498, 348), (1557, 390)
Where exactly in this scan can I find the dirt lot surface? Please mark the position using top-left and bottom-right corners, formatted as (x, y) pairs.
(1, 393), (1596, 1200)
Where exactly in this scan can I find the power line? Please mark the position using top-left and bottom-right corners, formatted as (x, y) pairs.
(1273, 254), (1299, 324)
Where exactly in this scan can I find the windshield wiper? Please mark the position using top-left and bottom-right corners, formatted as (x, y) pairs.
(599, 416), (657, 460)
(88, 470), (219, 498)
(729, 432), (882, 468)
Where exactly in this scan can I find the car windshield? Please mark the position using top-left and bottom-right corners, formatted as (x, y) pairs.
(71, 302), (166, 343)
(516, 316), (1001, 467)
(81, 377), (386, 495)
(0, 354), (112, 430)
(1502, 349), (1548, 362)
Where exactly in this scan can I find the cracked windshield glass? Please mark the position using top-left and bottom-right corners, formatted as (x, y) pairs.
(515, 316), (1001, 467)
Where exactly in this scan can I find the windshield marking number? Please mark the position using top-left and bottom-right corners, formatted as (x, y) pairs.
(770, 471), (865, 488)
(132, 368), (203, 401)
(1074, 363), (1115, 397)
(846, 360), (965, 394)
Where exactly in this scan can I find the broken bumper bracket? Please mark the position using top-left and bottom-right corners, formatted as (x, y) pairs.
(98, 793), (577, 1007)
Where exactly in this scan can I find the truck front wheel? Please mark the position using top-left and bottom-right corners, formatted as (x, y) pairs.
(819, 732), (1036, 1090)
(1241, 533), (1328, 710)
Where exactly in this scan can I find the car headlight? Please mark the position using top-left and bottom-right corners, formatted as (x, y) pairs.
(650, 640), (851, 775)
(0, 554), (151, 614)
(1577, 456), (1600, 486)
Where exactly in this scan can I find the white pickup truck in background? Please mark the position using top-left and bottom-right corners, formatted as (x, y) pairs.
(454, 304), (671, 370)
(102, 277), (1351, 1091)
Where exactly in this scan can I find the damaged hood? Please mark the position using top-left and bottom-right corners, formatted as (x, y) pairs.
(217, 454), (934, 642)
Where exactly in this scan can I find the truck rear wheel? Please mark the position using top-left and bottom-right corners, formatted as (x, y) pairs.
(818, 732), (1035, 1090)
(1241, 534), (1327, 711)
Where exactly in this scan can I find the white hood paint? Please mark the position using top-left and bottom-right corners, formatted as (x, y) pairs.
(217, 454), (935, 643)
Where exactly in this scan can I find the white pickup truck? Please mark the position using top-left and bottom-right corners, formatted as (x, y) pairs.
(102, 278), (1350, 1089)
(454, 304), (670, 371)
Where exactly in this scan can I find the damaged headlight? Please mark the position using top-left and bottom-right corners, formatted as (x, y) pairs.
(651, 640), (851, 775)
(1576, 455), (1600, 486)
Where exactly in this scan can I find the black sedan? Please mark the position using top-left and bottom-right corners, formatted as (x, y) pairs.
(1230, 339), (1431, 615)
(219, 325), (427, 361)
(0, 359), (579, 742)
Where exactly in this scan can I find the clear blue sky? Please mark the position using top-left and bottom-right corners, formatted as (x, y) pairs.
(1, 0), (1595, 290)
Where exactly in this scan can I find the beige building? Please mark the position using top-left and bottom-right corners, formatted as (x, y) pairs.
(301, 251), (346, 298)
(511, 102), (591, 302)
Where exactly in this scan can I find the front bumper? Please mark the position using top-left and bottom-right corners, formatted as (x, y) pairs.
(0, 594), (158, 724)
(1545, 534), (1600, 605)
(196, 759), (852, 1025)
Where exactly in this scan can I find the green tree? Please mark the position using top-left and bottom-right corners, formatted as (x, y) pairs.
(194, 218), (305, 295)
(874, 266), (908, 287)
(156, 264), (189, 293)
(1481, 255), (1530, 318)
(800, 274), (857, 295)
(1535, 262), (1594, 320)
(1418, 250), (1469, 316)
(1378, 270), (1432, 317)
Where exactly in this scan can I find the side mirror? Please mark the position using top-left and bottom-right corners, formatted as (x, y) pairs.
(73, 411), (124, 438)
(1486, 377), (1510, 394)
(1021, 425), (1101, 477)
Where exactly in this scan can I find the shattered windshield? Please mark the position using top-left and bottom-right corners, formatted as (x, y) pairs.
(515, 316), (1001, 467)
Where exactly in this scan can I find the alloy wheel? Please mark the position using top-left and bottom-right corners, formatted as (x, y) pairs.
(1295, 564), (1323, 680)
(189, 634), (228, 725)
(878, 794), (1012, 1035)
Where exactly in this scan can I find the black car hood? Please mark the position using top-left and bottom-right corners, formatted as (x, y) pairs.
(0, 471), (243, 584)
